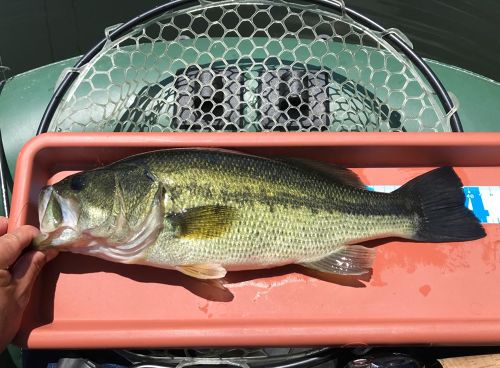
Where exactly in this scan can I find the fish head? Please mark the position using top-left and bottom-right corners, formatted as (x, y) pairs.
(34, 165), (163, 251)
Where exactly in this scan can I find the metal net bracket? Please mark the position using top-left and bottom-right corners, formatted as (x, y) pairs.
(0, 56), (10, 84)
(380, 27), (414, 50)
(446, 91), (460, 126)
(0, 66), (10, 82)
(55, 67), (83, 90)
(334, 0), (350, 21)
(103, 23), (124, 50)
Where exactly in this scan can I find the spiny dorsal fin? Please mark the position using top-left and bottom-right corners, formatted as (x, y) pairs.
(176, 264), (227, 279)
(300, 245), (375, 275)
(279, 157), (365, 189)
(169, 205), (237, 239)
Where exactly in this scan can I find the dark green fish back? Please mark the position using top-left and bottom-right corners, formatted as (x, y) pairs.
(114, 149), (415, 218)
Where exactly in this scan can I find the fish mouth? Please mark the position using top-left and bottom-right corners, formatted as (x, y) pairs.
(35, 186), (80, 249)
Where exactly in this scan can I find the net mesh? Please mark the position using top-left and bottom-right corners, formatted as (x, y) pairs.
(48, 0), (451, 132)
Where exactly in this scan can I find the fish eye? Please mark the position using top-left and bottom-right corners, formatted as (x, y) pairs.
(70, 175), (86, 191)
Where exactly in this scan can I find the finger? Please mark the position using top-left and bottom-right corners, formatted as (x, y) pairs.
(44, 248), (59, 262)
(0, 225), (40, 269)
(11, 250), (47, 308)
(0, 269), (12, 287)
(0, 217), (8, 235)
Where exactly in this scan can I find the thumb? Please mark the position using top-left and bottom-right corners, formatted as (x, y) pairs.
(11, 249), (57, 308)
(0, 216), (8, 235)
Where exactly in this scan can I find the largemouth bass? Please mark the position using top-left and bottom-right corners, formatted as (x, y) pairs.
(34, 149), (485, 279)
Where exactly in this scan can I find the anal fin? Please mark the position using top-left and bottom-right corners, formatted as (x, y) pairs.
(176, 264), (227, 279)
(300, 245), (375, 275)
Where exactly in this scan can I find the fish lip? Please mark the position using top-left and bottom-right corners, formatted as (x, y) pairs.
(33, 232), (50, 250)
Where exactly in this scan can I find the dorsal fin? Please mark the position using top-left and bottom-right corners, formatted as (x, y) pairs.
(279, 157), (365, 188)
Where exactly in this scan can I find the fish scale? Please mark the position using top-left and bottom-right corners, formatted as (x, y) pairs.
(137, 150), (417, 267)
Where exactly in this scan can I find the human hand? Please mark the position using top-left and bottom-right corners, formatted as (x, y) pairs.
(0, 217), (58, 350)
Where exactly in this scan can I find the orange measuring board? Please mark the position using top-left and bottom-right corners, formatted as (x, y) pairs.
(9, 132), (500, 348)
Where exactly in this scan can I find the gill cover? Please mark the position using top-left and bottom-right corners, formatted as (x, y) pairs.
(35, 186), (81, 248)
(76, 182), (167, 262)
(35, 164), (168, 263)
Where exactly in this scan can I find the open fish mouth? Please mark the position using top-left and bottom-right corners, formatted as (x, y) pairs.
(35, 185), (80, 249)
(34, 182), (165, 260)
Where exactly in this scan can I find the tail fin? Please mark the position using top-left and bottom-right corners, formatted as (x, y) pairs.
(395, 167), (486, 242)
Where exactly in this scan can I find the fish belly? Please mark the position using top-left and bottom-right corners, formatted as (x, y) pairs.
(142, 201), (415, 268)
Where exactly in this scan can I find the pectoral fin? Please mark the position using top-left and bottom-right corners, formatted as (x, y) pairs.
(169, 205), (237, 239)
(300, 245), (375, 275)
(176, 264), (227, 279)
